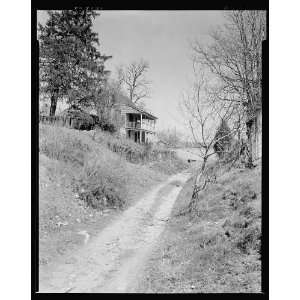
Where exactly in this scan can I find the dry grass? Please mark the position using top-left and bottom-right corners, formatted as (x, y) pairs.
(89, 129), (182, 164)
(135, 164), (262, 293)
(39, 124), (171, 210)
(39, 124), (188, 266)
(148, 157), (189, 175)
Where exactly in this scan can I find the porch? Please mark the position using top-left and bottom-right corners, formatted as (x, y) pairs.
(125, 113), (156, 132)
(126, 129), (155, 144)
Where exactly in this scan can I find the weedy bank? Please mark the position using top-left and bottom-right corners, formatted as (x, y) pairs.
(39, 124), (189, 266)
(135, 162), (262, 293)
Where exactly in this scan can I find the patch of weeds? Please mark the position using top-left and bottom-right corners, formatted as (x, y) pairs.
(198, 232), (227, 249)
(239, 206), (260, 219)
(235, 224), (261, 254)
(74, 158), (126, 210)
(222, 188), (257, 211)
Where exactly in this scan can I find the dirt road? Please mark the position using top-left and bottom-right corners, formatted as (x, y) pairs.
(39, 171), (191, 293)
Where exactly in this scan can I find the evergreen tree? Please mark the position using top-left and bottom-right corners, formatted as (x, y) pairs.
(213, 119), (232, 158)
(38, 9), (111, 116)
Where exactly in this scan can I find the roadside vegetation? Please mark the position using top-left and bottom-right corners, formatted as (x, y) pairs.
(136, 162), (261, 293)
(91, 130), (179, 164)
(137, 11), (265, 292)
(39, 124), (189, 266)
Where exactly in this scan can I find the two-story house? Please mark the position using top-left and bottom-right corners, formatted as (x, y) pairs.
(44, 94), (158, 144)
(112, 95), (157, 144)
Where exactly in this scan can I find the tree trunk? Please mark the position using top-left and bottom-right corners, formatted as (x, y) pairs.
(246, 119), (254, 168)
(201, 156), (208, 172)
(49, 93), (58, 117)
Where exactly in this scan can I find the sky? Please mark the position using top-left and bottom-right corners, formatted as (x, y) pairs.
(37, 10), (225, 137)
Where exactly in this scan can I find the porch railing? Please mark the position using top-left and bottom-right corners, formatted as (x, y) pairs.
(125, 121), (155, 131)
(126, 121), (141, 129)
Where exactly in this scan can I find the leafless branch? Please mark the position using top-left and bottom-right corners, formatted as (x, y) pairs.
(118, 59), (151, 104)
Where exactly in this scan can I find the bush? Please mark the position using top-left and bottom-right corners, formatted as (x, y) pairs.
(75, 156), (126, 209)
(235, 224), (261, 254)
(100, 122), (116, 133)
(96, 118), (117, 133)
(213, 120), (232, 158)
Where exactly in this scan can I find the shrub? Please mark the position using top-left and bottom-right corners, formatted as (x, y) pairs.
(75, 159), (125, 209)
(97, 118), (117, 133)
(235, 224), (261, 254)
(213, 120), (232, 158)
(101, 122), (116, 133)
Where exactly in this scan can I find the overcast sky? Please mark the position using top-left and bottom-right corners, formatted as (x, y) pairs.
(37, 10), (225, 137)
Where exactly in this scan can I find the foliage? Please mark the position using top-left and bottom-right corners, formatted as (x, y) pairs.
(213, 120), (233, 158)
(98, 120), (116, 133)
(92, 78), (125, 131)
(38, 9), (111, 116)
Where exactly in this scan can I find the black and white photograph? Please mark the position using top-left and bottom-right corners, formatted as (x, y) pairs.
(32, 4), (268, 296)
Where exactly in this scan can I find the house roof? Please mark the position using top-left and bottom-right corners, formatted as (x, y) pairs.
(115, 94), (158, 120)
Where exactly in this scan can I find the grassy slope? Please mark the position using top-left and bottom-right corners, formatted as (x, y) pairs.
(39, 124), (188, 266)
(135, 164), (261, 293)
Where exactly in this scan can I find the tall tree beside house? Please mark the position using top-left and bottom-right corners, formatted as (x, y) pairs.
(93, 79), (121, 124)
(191, 10), (266, 166)
(38, 9), (111, 116)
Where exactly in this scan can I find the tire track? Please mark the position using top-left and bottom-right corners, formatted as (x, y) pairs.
(39, 172), (191, 293)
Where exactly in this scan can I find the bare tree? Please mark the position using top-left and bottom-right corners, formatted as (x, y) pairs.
(118, 59), (151, 104)
(191, 10), (266, 166)
(181, 74), (241, 198)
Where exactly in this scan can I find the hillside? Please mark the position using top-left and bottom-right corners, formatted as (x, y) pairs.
(134, 163), (262, 293)
(39, 124), (189, 266)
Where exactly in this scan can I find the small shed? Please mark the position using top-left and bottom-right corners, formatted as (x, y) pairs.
(58, 106), (96, 130)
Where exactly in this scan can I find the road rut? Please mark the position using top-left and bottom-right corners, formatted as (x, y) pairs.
(39, 172), (190, 293)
